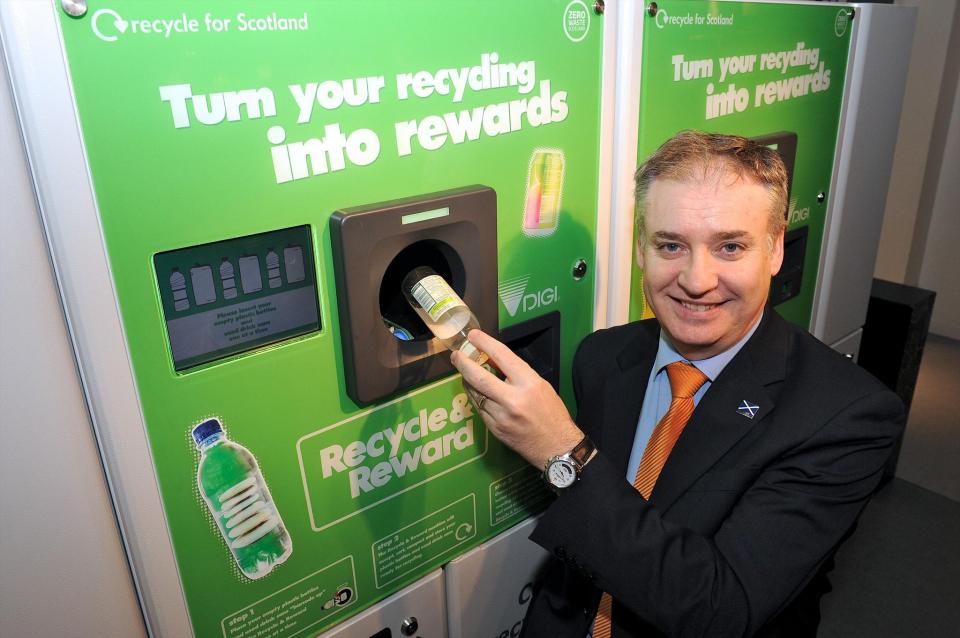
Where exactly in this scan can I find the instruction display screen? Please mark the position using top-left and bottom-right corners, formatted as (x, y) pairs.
(154, 225), (320, 370)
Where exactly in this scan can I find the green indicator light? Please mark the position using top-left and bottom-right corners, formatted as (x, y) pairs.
(402, 207), (450, 225)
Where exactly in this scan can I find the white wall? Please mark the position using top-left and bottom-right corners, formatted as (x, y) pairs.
(875, 0), (957, 284)
(876, 0), (960, 339)
(918, 69), (960, 339)
(0, 50), (147, 638)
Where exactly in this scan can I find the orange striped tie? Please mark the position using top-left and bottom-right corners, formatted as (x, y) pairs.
(592, 362), (708, 638)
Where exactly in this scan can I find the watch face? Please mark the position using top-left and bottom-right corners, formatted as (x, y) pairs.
(547, 459), (577, 489)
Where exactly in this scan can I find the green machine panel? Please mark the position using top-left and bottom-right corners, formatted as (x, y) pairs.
(54, 0), (605, 635)
(630, 1), (853, 327)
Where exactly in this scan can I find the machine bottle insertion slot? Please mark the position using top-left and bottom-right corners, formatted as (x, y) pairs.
(330, 185), (498, 405)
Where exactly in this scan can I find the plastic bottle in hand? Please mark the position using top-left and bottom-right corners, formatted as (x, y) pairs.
(192, 418), (292, 579)
(401, 266), (488, 365)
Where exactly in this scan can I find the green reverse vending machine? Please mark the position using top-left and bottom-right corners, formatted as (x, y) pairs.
(629, 0), (854, 325)
(1, 1), (611, 635)
(606, 0), (915, 356)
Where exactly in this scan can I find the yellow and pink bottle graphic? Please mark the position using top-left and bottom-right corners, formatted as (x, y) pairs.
(522, 149), (565, 237)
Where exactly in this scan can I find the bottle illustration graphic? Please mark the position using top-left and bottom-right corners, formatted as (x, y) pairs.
(522, 149), (565, 237)
(238, 255), (262, 293)
(283, 246), (306, 283)
(220, 258), (238, 300)
(190, 264), (217, 305)
(266, 249), (282, 289)
(401, 266), (488, 365)
(192, 418), (292, 580)
(170, 268), (190, 312)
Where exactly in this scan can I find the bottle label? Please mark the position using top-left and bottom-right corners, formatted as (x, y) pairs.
(459, 339), (488, 365)
(218, 476), (281, 549)
(411, 275), (466, 321)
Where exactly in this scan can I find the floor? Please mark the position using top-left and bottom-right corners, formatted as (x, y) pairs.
(819, 334), (960, 636)
(893, 334), (960, 502)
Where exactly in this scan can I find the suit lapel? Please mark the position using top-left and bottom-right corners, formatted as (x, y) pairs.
(599, 322), (660, 475)
(649, 310), (790, 512)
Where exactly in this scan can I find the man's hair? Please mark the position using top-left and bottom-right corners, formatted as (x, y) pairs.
(634, 130), (789, 244)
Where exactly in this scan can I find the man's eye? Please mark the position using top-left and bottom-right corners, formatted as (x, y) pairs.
(719, 243), (742, 255)
(660, 243), (681, 253)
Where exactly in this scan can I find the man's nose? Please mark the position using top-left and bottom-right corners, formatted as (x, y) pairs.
(678, 251), (719, 296)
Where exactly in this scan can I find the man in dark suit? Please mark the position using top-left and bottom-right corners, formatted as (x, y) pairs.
(451, 131), (903, 637)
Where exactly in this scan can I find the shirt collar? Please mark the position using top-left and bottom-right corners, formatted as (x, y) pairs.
(653, 313), (763, 382)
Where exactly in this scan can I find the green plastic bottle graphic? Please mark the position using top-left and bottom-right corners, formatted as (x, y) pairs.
(192, 418), (292, 579)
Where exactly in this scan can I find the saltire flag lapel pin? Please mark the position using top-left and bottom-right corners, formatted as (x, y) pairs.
(737, 400), (760, 419)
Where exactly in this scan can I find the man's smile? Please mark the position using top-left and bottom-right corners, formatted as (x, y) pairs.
(672, 298), (727, 313)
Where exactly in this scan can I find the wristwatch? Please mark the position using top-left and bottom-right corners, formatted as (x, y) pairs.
(543, 435), (597, 491)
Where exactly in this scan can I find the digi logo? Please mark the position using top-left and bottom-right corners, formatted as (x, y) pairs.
(498, 275), (558, 317)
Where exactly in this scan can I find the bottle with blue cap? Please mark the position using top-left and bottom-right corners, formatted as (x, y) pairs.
(192, 418), (292, 579)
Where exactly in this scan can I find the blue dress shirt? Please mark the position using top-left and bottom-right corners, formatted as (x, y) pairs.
(625, 315), (763, 483)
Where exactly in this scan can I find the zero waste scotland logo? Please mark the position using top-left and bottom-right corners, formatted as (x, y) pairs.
(563, 1), (591, 42)
(834, 10), (851, 37)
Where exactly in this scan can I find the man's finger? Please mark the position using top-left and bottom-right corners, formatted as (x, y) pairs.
(452, 349), (506, 400)
(465, 330), (533, 379)
(461, 380), (485, 409)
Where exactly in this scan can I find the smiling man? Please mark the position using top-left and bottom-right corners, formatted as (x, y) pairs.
(636, 144), (785, 360)
(452, 131), (903, 638)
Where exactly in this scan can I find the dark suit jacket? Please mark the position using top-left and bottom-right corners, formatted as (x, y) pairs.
(523, 310), (904, 638)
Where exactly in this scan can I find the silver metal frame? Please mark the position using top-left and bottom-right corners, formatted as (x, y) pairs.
(604, 0), (644, 328)
(592, 0), (621, 330)
(811, 2), (916, 344)
(0, 2), (191, 635)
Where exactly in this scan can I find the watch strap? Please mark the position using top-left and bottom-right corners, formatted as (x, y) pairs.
(569, 435), (596, 469)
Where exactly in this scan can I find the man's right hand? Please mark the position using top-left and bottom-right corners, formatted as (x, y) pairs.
(451, 329), (583, 470)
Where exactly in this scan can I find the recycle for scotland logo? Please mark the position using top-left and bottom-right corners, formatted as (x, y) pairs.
(498, 276), (530, 317)
(91, 8), (128, 42)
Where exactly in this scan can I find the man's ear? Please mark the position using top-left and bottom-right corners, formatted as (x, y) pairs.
(770, 230), (785, 276)
(636, 236), (645, 270)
